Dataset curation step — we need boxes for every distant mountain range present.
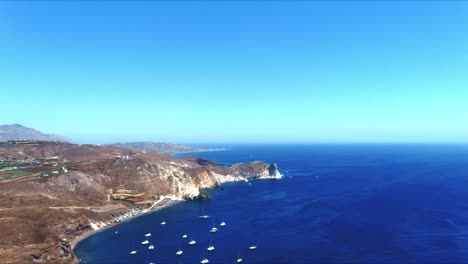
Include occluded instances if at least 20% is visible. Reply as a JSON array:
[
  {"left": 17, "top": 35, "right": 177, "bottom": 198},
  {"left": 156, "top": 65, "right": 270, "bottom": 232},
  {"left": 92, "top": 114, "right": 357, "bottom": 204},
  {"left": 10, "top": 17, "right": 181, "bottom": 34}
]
[
  {"left": 110, "top": 142, "right": 224, "bottom": 155},
  {"left": 0, "top": 124, "right": 72, "bottom": 142},
  {"left": 0, "top": 124, "right": 222, "bottom": 155}
]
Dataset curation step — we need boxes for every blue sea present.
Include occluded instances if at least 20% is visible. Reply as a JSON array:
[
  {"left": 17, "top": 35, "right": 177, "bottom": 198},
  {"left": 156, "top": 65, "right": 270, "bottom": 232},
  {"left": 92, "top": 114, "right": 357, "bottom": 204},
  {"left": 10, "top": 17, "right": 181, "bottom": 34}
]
[{"left": 75, "top": 144, "right": 468, "bottom": 263}]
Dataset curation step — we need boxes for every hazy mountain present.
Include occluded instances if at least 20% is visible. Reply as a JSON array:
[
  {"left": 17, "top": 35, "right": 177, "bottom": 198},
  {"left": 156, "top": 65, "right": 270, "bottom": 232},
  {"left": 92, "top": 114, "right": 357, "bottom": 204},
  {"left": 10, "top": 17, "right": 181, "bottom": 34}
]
[
  {"left": 0, "top": 124, "right": 72, "bottom": 142},
  {"left": 111, "top": 142, "right": 223, "bottom": 155}
]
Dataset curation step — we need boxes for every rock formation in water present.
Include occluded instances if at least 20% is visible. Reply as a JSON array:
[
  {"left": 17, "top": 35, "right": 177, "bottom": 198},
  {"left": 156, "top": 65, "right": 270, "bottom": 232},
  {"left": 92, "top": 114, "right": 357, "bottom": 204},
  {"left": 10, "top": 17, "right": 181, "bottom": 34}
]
[
  {"left": 267, "top": 163, "right": 283, "bottom": 179},
  {"left": 0, "top": 141, "right": 281, "bottom": 263}
]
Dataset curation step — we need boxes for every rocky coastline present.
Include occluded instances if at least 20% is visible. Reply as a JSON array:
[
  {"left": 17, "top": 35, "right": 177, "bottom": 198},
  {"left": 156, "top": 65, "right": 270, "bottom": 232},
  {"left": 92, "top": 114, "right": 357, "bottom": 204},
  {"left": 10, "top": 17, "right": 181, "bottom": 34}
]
[{"left": 0, "top": 141, "right": 282, "bottom": 263}]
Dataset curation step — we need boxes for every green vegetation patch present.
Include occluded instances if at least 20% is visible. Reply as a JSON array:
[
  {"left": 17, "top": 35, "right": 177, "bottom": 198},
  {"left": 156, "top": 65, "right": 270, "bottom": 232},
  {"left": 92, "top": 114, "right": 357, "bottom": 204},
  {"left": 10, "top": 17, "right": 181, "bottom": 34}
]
[
  {"left": 0, "top": 162, "right": 29, "bottom": 170},
  {"left": 0, "top": 170, "right": 29, "bottom": 181}
]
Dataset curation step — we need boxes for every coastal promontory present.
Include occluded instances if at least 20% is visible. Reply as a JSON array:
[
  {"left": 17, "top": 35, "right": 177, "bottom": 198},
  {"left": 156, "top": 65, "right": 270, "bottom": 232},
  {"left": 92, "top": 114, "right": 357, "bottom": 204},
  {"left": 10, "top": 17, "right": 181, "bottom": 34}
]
[{"left": 0, "top": 140, "right": 280, "bottom": 263}]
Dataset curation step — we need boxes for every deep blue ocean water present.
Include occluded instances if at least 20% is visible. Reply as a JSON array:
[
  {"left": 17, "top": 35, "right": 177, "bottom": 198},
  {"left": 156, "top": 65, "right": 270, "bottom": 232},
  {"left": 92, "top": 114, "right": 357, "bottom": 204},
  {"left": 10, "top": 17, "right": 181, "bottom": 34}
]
[{"left": 75, "top": 144, "right": 468, "bottom": 263}]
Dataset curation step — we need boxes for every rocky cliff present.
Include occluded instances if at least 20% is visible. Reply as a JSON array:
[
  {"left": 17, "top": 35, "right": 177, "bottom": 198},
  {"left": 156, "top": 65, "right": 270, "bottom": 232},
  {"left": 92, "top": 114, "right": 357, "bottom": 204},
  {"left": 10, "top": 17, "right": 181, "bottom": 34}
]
[{"left": 0, "top": 141, "right": 281, "bottom": 263}]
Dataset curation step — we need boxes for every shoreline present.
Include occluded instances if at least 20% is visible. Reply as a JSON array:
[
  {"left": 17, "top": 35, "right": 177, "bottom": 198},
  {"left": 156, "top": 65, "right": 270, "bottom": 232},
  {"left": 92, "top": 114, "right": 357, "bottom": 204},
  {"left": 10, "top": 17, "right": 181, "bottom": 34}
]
[
  {"left": 71, "top": 199, "right": 183, "bottom": 253},
  {"left": 71, "top": 175, "right": 282, "bottom": 262}
]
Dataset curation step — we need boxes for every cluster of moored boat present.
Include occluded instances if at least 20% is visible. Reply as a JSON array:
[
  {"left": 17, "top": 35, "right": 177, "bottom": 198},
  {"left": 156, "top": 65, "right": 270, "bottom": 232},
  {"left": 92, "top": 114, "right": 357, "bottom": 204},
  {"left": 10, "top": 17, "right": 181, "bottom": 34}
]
[{"left": 127, "top": 213, "right": 256, "bottom": 263}]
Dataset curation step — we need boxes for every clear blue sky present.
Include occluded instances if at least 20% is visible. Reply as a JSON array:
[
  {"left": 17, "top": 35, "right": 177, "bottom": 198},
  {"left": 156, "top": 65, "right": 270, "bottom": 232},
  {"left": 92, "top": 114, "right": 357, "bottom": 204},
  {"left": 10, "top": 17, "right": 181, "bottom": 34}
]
[{"left": 1, "top": 1, "right": 467, "bottom": 144}]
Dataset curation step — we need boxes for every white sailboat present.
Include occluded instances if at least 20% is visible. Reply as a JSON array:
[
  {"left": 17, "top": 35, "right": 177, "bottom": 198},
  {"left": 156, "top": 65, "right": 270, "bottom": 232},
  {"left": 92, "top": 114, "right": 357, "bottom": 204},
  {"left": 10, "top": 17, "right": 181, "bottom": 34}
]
[
  {"left": 210, "top": 220, "right": 218, "bottom": 233},
  {"left": 176, "top": 249, "right": 183, "bottom": 256},
  {"left": 200, "top": 258, "right": 209, "bottom": 264},
  {"left": 182, "top": 234, "right": 188, "bottom": 238},
  {"left": 160, "top": 221, "right": 166, "bottom": 225},
  {"left": 145, "top": 233, "right": 151, "bottom": 237},
  {"left": 199, "top": 203, "right": 210, "bottom": 219},
  {"left": 220, "top": 221, "right": 226, "bottom": 227},
  {"left": 249, "top": 245, "right": 257, "bottom": 250},
  {"left": 130, "top": 250, "right": 137, "bottom": 255},
  {"left": 189, "top": 239, "right": 197, "bottom": 245},
  {"left": 207, "top": 241, "right": 215, "bottom": 251},
  {"left": 141, "top": 240, "right": 149, "bottom": 245},
  {"left": 148, "top": 245, "right": 154, "bottom": 250},
  {"left": 236, "top": 251, "right": 243, "bottom": 262}
]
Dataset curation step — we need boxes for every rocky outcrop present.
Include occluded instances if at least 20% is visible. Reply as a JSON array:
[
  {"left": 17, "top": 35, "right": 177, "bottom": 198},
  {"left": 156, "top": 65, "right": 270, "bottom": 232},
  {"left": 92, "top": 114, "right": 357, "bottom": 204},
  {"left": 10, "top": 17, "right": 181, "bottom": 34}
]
[
  {"left": 197, "top": 187, "right": 211, "bottom": 200},
  {"left": 267, "top": 163, "right": 283, "bottom": 179},
  {"left": 0, "top": 142, "right": 280, "bottom": 263}
]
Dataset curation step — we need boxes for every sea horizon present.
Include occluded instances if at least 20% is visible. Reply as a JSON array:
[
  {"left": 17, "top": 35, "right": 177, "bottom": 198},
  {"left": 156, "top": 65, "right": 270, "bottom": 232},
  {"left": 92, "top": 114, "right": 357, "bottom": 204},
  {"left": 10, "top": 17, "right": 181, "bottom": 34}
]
[{"left": 76, "top": 144, "right": 468, "bottom": 263}]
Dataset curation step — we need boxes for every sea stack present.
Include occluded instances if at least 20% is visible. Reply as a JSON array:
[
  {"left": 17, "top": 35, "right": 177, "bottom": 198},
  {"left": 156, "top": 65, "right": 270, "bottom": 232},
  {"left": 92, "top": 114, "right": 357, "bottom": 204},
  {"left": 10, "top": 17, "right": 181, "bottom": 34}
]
[{"left": 268, "top": 163, "right": 283, "bottom": 179}]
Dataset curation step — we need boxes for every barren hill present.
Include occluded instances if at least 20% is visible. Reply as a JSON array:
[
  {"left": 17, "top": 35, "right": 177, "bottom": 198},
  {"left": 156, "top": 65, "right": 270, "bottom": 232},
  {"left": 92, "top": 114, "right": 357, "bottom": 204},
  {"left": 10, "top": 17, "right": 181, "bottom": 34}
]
[{"left": 0, "top": 124, "right": 71, "bottom": 142}]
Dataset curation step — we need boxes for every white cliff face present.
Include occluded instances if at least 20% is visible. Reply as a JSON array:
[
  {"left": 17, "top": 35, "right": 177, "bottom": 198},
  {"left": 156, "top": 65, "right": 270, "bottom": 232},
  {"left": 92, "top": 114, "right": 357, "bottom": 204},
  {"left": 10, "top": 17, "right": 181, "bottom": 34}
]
[
  {"left": 157, "top": 162, "right": 282, "bottom": 199},
  {"left": 153, "top": 161, "right": 213, "bottom": 199},
  {"left": 122, "top": 159, "right": 283, "bottom": 201},
  {"left": 153, "top": 163, "right": 197, "bottom": 198},
  {"left": 258, "top": 168, "right": 283, "bottom": 179},
  {"left": 212, "top": 172, "right": 247, "bottom": 184},
  {"left": 178, "top": 178, "right": 201, "bottom": 199},
  {"left": 259, "top": 163, "right": 283, "bottom": 179}
]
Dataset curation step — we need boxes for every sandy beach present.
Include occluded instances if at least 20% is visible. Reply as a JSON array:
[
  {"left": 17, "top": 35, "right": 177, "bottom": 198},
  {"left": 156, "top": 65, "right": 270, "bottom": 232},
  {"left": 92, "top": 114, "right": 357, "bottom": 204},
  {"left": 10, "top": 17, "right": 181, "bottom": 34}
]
[{"left": 71, "top": 199, "right": 183, "bottom": 252}]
